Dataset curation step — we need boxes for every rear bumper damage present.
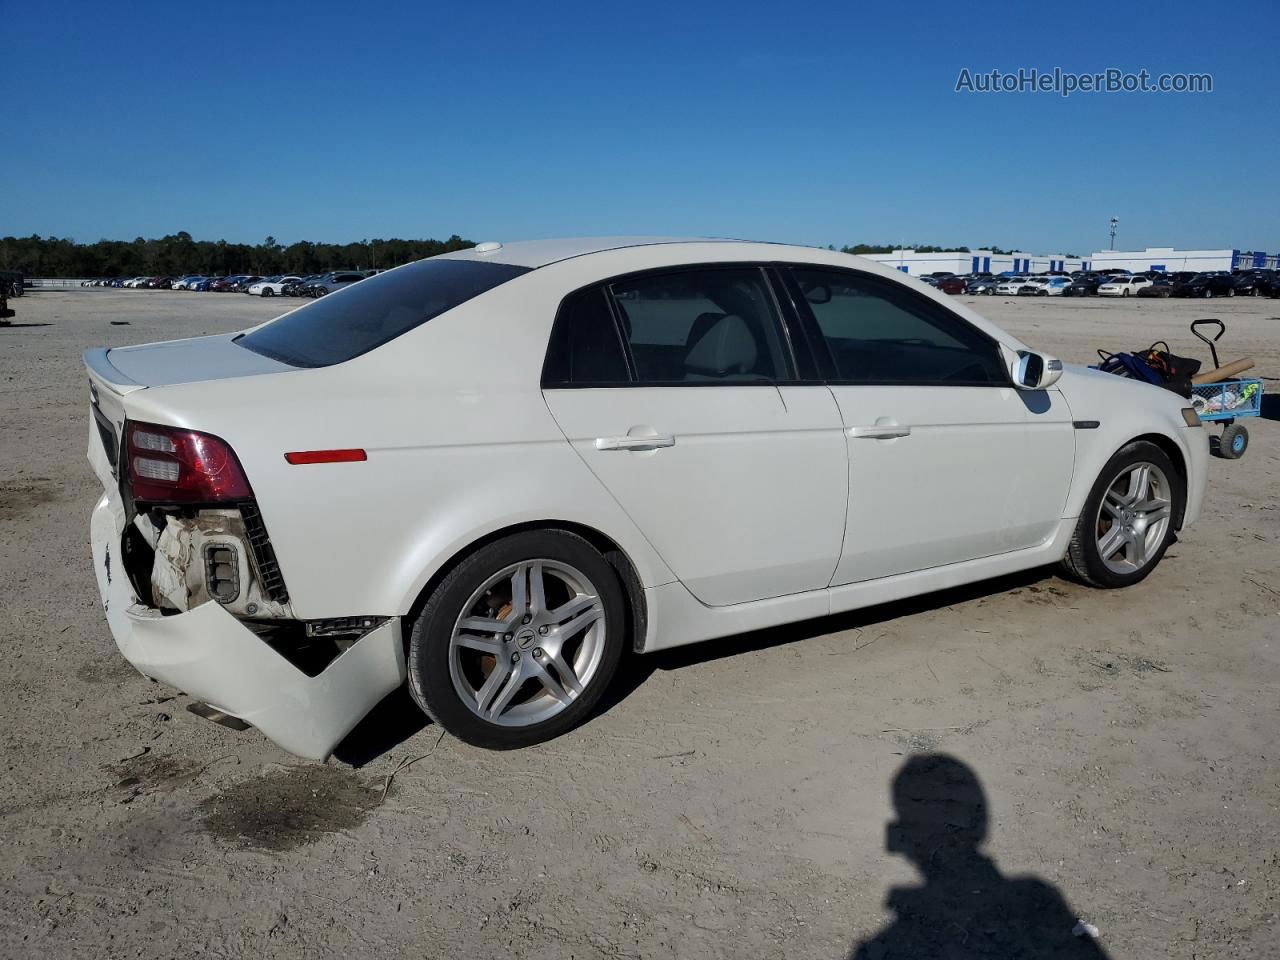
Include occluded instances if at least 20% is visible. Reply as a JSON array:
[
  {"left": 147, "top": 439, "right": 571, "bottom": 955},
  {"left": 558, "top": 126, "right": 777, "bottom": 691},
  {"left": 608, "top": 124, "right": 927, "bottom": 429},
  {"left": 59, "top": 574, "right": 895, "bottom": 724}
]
[{"left": 91, "top": 493, "right": 406, "bottom": 760}]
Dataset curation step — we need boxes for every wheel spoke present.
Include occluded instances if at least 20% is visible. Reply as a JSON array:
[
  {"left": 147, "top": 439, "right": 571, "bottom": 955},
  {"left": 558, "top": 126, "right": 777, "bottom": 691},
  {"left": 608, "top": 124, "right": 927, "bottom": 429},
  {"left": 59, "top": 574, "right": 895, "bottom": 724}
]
[
  {"left": 549, "top": 651, "right": 584, "bottom": 696},
  {"left": 1097, "top": 525, "right": 1126, "bottom": 560},
  {"left": 528, "top": 562, "right": 547, "bottom": 616},
  {"left": 530, "top": 658, "right": 572, "bottom": 704},
  {"left": 458, "top": 616, "right": 505, "bottom": 636},
  {"left": 1129, "top": 529, "right": 1150, "bottom": 566},
  {"left": 509, "top": 567, "right": 528, "bottom": 621},
  {"left": 454, "top": 632, "right": 505, "bottom": 655},
  {"left": 475, "top": 660, "right": 516, "bottom": 715},
  {"left": 551, "top": 593, "right": 601, "bottom": 627},
  {"left": 1134, "top": 500, "right": 1170, "bottom": 523},
  {"left": 1101, "top": 497, "right": 1123, "bottom": 520},
  {"left": 1105, "top": 485, "right": 1129, "bottom": 509},
  {"left": 1127, "top": 465, "right": 1151, "bottom": 502},
  {"left": 484, "top": 661, "right": 527, "bottom": 719}
]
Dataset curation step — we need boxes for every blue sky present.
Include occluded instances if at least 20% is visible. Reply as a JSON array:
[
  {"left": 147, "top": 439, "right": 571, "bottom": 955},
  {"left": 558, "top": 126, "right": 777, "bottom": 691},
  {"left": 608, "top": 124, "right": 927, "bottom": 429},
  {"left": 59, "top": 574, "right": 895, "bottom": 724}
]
[{"left": 6, "top": 0, "right": 1277, "bottom": 255}]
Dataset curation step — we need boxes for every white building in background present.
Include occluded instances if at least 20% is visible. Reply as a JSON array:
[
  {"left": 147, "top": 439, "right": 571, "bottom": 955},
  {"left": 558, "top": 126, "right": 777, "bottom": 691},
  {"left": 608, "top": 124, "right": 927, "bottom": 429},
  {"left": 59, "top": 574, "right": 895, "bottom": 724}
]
[
  {"left": 861, "top": 246, "right": 1278, "bottom": 276},
  {"left": 1086, "top": 247, "right": 1278, "bottom": 272},
  {"left": 862, "top": 249, "right": 1085, "bottom": 275}
]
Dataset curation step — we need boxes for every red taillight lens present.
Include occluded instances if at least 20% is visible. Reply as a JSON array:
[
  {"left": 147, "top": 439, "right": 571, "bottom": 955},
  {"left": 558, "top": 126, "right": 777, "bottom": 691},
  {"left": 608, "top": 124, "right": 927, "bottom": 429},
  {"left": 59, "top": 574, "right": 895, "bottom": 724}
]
[{"left": 125, "top": 421, "right": 252, "bottom": 502}]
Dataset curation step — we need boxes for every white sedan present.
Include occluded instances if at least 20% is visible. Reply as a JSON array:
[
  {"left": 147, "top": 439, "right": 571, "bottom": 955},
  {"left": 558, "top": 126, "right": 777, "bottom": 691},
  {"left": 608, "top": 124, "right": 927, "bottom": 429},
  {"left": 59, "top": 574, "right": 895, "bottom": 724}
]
[
  {"left": 247, "top": 275, "right": 303, "bottom": 297},
  {"left": 995, "top": 276, "right": 1034, "bottom": 295},
  {"left": 84, "top": 238, "right": 1208, "bottom": 758},
  {"left": 1098, "top": 276, "right": 1153, "bottom": 297}
]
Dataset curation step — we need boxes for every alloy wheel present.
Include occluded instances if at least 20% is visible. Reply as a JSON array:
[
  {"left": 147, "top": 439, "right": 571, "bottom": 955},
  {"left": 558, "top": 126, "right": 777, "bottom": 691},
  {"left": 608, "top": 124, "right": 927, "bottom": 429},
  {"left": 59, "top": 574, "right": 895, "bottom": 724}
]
[
  {"left": 1095, "top": 462, "right": 1172, "bottom": 575},
  {"left": 448, "top": 560, "right": 606, "bottom": 727}
]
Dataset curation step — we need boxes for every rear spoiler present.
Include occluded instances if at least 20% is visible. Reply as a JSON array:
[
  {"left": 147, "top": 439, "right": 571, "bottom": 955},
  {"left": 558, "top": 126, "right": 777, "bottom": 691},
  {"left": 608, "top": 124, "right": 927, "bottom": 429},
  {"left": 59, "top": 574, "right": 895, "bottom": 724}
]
[{"left": 83, "top": 348, "right": 147, "bottom": 396}]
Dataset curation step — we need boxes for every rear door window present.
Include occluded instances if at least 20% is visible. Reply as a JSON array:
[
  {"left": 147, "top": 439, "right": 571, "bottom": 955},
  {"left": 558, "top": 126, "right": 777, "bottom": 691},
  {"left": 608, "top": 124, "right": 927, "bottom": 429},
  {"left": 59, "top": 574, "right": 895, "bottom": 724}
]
[
  {"left": 606, "top": 267, "right": 791, "bottom": 383},
  {"left": 238, "top": 259, "right": 530, "bottom": 367}
]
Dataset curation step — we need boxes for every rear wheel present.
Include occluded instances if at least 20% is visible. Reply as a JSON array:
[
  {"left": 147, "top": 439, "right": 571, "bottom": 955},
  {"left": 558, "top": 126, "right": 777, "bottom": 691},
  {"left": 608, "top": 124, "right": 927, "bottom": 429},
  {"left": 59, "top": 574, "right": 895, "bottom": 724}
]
[
  {"left": 262, "top": 287, "right": 274, "bottom": 297},
  {"left": 407, "top": 530, "right": 626, "bottom": 748},
  {"left": 1061, "top": 441, "right": 1182, "bottom": 588}
]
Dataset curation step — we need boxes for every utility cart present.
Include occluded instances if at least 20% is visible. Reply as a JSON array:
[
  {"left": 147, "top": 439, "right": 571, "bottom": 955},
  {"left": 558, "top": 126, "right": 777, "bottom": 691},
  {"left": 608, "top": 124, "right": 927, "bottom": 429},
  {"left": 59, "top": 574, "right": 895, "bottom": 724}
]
[{"left": 1189, "top": 319, "right": 1263, "bottom": 459}]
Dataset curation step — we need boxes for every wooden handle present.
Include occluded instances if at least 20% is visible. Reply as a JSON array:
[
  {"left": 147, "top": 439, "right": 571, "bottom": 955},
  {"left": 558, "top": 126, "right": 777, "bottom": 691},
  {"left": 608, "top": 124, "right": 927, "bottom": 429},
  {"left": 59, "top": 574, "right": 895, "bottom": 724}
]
[{"left": 1191, "top": 357, "right": 1255, "bottom": 385}]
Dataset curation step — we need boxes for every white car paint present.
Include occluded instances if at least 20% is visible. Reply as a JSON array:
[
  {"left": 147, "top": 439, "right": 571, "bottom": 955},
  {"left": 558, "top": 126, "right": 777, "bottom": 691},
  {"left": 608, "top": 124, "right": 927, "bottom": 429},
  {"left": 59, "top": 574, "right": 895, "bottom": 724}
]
[
  {"left": 1098, "top": 276, "right": 1153, "bottom": 297},
  {"left": 995, "top": 277, "right": 1034, "bottom": 295},
  {"left": 85, "top": 238, "right": 1209, "bottom": 758},
  {"left": 247, "top": 276, "right": 302, "bottom": 296}
]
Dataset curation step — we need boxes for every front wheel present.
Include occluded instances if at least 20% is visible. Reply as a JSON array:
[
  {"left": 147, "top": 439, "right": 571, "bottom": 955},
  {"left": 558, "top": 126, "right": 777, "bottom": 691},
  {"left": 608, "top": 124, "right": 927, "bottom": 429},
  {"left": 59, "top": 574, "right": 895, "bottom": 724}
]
[
  {"left": 407, "top": 530, "right": 626, "bottom": 748},
  {"left": 1061, "top": 441, "right": 1183, "bottom": 588},
  {"left": 262, "top": 287, "right": 274, "bottom": 297}
]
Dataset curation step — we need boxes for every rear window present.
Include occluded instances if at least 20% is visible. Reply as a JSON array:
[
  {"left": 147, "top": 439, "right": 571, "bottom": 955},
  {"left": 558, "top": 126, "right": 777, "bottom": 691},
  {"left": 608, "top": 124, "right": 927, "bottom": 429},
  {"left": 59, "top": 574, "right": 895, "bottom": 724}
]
[{"left": 237, "top": 259, "right": 531, "bottom": 367}]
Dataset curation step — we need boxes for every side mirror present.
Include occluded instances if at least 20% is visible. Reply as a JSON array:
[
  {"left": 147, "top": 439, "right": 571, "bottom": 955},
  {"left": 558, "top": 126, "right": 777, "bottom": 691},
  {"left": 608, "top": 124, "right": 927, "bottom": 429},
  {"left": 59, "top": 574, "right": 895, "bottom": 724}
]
[{"left": 1013, "top": 350, "right": 1063, "bottom": 390}]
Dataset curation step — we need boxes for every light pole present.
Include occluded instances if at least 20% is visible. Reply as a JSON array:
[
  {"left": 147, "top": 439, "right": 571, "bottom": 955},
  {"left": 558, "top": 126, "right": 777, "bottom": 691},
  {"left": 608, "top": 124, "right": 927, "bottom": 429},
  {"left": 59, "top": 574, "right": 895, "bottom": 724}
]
[{"left": 1109, "top": 216, "right": 1119, "bottom": 251}]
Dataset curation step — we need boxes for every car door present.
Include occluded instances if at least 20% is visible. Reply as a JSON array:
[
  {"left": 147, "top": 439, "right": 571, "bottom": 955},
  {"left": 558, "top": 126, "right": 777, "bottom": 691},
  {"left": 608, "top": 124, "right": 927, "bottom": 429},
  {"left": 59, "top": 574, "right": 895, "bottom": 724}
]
[
  {"left": 782, "top": 265, "right": 1074, "bottom": 586},
  {"left": 541, "top": 265, "right": 848, "bottom": 606}
]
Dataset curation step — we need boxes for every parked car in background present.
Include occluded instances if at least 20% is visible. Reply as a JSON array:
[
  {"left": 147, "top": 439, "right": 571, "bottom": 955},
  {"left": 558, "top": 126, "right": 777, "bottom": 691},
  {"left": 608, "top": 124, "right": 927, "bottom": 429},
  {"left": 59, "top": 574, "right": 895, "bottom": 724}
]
[
  {"left": 1034, "top": 276, "right": 1070, "bottom": 296},
  {"left": 209, "top": 276, "right": 241, "bottom": 292},
  {"left": 1233, "top": 270, "right": 1276, "bottom": 297},
  {"left": 173, "top": 276, "right": 205, "bottom": 290},
  {"left": 1064, "top": 275, "right": 1102, "bottom": 297},
  {"left": 1174, "top": 272, "right": 1235, "bottom": 298},
  {"left": 995, "top": 276, "right": 1034, "bottom": 295},
  {"left": 83, "top": 237, "right": 1209, "bottom": 758},
  {"left": 936, "top": 276, "right": 969, "bottom": 294},
  {"left": 1137, "top": 276, "right": 1175, "bottom": 298},
  {"left": 282, "top": 275, "right": 321, "bottom": 296},
  {"left": 1098, "top": 276, "right": 1153, "bottom": 297},
  {"left": 967, "top": 276, "right": 1002, "bottom": 295},
  {"left": 308, "top": 271, "right": 366, "bottom": 297},
  {"left": 247, "top": 275, "right": 304, "bottom": 297}
]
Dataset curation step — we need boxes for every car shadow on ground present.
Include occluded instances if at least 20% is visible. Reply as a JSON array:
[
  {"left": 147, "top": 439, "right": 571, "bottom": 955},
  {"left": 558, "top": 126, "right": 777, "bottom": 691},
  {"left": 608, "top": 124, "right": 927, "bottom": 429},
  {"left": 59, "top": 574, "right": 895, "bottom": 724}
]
[
  {"left": 334, "top": 565, "right": 1060, "bottom": 767},
  {"left": 846, "top": 753, "right": 1110, "bottom": 958},
  {"left": 596, "top": 565, "right": 1057, "bottom": 718}
]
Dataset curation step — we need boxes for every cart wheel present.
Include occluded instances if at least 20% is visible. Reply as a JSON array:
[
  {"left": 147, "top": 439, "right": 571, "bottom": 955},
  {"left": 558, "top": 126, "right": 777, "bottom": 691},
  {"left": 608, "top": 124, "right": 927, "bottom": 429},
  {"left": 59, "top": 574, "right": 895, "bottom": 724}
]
[{"left": 1219, "top": 424, "right": 1248, "bottom": 460}]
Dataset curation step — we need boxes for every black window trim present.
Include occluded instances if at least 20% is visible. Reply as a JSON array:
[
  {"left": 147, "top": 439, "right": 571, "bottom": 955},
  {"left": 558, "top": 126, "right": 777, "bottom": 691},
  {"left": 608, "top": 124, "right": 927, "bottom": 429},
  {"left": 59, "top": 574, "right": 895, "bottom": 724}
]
[
  {"left": 782, "top": 264, "right": 1015, "bottom": 389},
  {"left": 540, "top": 261, "right": 806, "bottom": 389}
]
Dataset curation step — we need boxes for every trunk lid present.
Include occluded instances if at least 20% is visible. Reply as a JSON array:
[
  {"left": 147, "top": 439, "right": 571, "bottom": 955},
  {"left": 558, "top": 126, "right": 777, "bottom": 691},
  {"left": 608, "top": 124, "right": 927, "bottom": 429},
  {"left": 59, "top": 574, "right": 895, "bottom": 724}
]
[{"left": 83, "top": 334, "right": 294, "bottom": 490}]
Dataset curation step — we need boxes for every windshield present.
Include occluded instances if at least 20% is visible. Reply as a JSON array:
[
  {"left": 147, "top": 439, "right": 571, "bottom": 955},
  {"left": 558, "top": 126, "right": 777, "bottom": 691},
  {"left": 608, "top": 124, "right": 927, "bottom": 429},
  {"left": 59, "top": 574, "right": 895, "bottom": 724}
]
[{"left": 238, "top": 258, "right": 531, "bottom": 367}]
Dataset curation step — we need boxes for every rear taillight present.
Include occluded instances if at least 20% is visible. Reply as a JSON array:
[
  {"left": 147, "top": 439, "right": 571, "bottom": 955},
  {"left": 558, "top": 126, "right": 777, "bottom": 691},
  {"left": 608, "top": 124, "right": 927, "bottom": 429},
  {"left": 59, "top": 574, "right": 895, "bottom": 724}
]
[{"left": 125, "top": 421, "right": 252, "bottom": 502}]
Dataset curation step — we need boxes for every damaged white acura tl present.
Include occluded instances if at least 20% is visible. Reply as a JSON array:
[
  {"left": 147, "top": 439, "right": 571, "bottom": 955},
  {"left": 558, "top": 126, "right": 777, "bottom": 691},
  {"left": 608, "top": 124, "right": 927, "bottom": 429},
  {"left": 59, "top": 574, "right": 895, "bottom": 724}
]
[{"left": 86, "top": 238, "right": 1209, "bottom": 759}]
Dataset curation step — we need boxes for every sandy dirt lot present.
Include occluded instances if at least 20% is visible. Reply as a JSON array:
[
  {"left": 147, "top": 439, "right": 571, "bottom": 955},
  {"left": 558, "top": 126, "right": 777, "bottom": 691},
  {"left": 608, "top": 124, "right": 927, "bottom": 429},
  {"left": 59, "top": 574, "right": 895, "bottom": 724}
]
[{"left": 1, "top": 287, "right": 1278, "bottom": 958}]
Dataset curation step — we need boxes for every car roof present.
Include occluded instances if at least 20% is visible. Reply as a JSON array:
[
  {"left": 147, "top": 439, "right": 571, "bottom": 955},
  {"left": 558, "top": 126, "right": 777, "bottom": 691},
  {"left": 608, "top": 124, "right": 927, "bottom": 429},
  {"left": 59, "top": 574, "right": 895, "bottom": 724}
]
[{"left": 436, "top": 236, "right": 730, "bottom": 269}]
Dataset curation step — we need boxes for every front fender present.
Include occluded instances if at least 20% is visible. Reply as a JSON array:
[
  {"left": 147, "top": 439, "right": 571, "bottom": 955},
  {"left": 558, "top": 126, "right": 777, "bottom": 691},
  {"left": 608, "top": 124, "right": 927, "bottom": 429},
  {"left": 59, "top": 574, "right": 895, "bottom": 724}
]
[{"left": 1055, "top": 365, "right": 1208, "bottom": 525}]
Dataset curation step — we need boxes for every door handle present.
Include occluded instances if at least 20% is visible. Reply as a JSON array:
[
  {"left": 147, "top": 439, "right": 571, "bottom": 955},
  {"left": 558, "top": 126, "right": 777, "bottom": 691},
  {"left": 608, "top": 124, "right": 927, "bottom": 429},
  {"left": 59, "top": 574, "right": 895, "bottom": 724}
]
[
  {"left": 595, "top": 434, "right": 676, "bottom": 451},
  {"left": 847, "top": 424, "right": 911, "bottom": 439}
]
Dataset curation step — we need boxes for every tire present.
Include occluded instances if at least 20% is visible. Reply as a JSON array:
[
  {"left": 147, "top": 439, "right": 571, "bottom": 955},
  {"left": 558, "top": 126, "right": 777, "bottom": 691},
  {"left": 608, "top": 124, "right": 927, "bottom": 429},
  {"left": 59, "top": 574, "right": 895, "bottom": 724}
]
[
  {"left": 262, "top": 287, "right": 274, "bottom": 297},
  {"left": 1219, "top": 424, "right": 1248, "bottom": 459},
  {"left": 407, "top": 530, "right": 626, "bottom": 749},
  {"left": 1227, "top": 287, "right": 1235, "bottom": 297},
  {"left": 1204, "top": 289, "right": 1213, "bottom": 298},
  {"left": 1061, "top": 440, "right": 1183, "bottom": 588}
]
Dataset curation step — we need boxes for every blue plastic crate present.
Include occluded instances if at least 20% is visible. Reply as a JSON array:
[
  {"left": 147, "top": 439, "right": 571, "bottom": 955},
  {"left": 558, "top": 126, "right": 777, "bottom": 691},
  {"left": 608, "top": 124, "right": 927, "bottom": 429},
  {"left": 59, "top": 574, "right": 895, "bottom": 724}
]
[{"left": 1190, "top": 378, "right": 1263, "bottom": 422}]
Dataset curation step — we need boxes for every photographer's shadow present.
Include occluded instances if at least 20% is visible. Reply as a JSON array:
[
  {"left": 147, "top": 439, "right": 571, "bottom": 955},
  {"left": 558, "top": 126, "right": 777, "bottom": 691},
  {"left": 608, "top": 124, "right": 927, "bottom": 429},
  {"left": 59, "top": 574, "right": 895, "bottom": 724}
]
[{"left": 851, "top": 754, "right": 1110, "bottom": 959}]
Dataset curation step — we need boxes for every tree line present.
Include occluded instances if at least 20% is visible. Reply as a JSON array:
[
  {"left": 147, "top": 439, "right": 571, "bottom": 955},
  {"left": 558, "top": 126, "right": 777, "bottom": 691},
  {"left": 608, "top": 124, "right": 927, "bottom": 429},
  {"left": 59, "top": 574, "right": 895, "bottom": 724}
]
[
  {"left": 0, "top": 232, "right": 475, "bottom": 278},
  {"left": 0, "top": 233, "right": 1082, "bottom": 278}
]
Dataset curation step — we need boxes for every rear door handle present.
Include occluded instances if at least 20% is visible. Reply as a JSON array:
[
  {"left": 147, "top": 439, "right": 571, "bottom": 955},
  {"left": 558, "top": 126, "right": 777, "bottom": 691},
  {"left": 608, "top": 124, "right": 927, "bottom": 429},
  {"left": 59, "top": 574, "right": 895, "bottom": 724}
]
[
  {"left": 847, "top": 425, "right": 911, "bottom": 439},
  {"left": 595, "top": 434, "right": 676, "bottom": 451}
]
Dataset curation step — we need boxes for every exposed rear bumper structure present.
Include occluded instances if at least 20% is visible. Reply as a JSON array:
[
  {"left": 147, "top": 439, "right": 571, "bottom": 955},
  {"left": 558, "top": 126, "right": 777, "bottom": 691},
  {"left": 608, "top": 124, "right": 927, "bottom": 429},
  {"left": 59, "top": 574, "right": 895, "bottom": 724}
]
[{"left": 91, "top": 494, "right": 406, "bottom": 760}]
